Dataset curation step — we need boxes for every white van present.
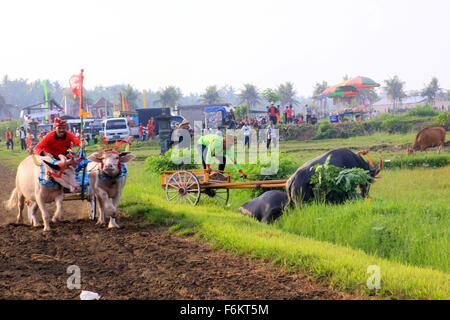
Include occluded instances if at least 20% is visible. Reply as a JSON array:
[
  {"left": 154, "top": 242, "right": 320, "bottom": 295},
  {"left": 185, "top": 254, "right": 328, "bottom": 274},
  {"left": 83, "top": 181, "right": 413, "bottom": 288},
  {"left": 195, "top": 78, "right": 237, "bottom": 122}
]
[{"left": 100, "top": 117, "right": 130, "bottom": 142}]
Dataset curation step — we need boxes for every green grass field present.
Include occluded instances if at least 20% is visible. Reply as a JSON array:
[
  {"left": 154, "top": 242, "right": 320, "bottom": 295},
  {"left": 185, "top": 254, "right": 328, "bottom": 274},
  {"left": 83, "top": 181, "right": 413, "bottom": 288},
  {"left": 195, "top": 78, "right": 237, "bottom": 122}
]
[
  {"left": 1, "top": 129, "right": 449, "bottom": 299},
  {"left": 121, "top": 162, "right": 449, "bottom": 299},
  {"left": 276, "top": 168, "right": 450, "bottom": 273}
]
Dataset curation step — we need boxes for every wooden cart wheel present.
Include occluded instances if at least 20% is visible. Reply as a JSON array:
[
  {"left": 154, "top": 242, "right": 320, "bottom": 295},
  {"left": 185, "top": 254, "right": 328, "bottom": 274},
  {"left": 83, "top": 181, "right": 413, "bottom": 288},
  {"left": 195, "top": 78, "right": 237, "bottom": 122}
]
[
  {"left": 203, "top": 188, "right": 230, "bottom": 207},
  {"left": 165, "top": 171, "right": 201, "bottom": 205}
]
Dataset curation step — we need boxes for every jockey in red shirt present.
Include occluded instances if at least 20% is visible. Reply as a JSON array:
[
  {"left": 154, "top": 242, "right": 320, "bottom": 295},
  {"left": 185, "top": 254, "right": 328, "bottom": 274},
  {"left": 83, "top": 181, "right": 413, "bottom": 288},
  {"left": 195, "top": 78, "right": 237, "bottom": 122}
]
[{"left": 34, "top": 118, "right": 85, "bottom": 158}]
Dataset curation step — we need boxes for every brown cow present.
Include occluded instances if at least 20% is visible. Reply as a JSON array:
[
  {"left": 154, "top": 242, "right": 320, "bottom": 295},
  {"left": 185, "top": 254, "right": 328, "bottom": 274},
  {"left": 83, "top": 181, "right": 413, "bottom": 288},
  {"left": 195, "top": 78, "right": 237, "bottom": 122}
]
[{"left": 407, "top": 127, "right": 446, "bottom": 154}]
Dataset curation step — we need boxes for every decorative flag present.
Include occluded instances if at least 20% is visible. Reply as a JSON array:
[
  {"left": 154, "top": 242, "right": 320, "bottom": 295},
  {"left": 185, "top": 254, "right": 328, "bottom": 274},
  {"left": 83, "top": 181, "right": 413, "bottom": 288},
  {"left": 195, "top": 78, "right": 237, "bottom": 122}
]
[
  {"left": 121, "top": 93, "right": 125, "bottom": 112},
  {"left": 142, "top": 90, "right": 147, "bottom": 109},
  {"left": 69, "top": 75, "right": 82, "bottom": 97},
  {"left": 69, "top": 69, "right": 84, "bottom": 117},
  {"left": 124, "top": 96, "right": 129, "bottom": 112},
  {"left": 41, "top": 80, "right": 50, "bottom": 123}
]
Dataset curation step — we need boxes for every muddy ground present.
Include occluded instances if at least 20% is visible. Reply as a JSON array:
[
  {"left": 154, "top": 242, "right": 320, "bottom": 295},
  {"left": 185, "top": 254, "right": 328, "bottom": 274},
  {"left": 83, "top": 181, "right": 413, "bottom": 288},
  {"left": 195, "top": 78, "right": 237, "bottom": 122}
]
[{"left": 0, "top": 165, "right": 352, "bottom": 300}]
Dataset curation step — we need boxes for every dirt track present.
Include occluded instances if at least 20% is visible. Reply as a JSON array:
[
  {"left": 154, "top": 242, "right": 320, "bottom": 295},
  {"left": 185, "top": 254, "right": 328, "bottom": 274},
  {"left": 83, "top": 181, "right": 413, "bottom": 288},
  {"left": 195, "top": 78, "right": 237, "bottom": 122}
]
[{"left": 0, "top": 165, "right": 352, "bottom": 300}]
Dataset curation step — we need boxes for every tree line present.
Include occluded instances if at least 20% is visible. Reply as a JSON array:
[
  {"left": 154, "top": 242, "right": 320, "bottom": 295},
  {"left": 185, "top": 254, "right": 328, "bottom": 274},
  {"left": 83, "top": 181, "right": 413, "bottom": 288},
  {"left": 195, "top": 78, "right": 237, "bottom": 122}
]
[
  {"left": 0, "top": 77, "right": 301, "bottom": 118},
  {"left": 0, "top": 74, "right": 449, "bottom": 119}
]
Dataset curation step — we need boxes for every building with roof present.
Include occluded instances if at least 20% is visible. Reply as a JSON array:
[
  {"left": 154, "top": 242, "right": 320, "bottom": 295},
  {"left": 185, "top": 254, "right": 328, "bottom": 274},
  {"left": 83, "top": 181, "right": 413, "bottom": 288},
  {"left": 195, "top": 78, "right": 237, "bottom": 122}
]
[
  {"left": 372, "top": 96, "right": 427, "bottom": 113},
  {"left": 91, "top": 97, "right": 110, "bottom": 118}
]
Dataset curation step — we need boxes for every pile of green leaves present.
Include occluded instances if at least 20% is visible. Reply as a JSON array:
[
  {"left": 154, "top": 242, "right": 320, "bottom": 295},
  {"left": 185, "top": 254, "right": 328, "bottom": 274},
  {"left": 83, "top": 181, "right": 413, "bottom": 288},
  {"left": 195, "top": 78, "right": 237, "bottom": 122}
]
[
  {"left": 145, "top": 148, "right": 197, "bottom": 173},
  {"left": 310, "top": 155, "right": 371, "bottom": 204}
]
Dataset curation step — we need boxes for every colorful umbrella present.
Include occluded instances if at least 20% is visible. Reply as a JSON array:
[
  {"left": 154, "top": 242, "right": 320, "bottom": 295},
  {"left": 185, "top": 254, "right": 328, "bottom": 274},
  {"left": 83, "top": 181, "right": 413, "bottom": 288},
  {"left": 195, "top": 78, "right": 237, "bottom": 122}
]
[
  {"left": 328, "top": 87, "right": 358, "bottom": 98},
  {"left": 320, "top": 85, "right": 358, "bottom": 98},
  {"left": 319, "top": 84, "right": 338, "bottom": 97},
  {"left": 339, "top": 76, "right": 380, "bottom": 89}
]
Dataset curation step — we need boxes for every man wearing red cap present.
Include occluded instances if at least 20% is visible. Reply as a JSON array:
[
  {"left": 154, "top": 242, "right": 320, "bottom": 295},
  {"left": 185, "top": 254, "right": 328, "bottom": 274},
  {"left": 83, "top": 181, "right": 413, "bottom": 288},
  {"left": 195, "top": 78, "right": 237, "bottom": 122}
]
[{"left": 34, "top": 118, "right": 85, "bottom": 158}]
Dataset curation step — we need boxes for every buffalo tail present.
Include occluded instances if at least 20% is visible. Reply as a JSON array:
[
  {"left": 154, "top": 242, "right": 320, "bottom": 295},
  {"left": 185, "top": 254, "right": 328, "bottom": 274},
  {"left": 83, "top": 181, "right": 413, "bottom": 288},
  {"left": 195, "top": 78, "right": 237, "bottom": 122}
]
[{"left": 4, "top": 188, "right": 17, "bottom": 210}]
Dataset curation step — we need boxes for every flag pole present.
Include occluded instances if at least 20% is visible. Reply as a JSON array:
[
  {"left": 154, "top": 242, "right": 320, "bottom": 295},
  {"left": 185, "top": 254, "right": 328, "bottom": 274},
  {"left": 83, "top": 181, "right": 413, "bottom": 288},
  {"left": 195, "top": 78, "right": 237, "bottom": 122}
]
[
  {"left": 79, "top": 69, "right": 85, "bottom": 158},
  {"left": 79, "top": 69, "right": 84, "bottom": 136},
  {"left": 78, "top": 69, "right": 87, "bottom": 200}
]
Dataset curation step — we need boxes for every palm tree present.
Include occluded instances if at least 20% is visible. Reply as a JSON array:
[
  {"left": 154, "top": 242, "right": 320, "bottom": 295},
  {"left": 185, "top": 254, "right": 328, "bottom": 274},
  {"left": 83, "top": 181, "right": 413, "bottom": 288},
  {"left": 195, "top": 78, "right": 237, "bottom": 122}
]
[
  {"left": 421, "top": 77, "right": 441, "bottom": 106},
  {"left": 312, "top": 81, "right": 328, "bottom": 116},
  {"left": 277, "top": 82, "right": 299, "bottom": 106},
  {"left": 238, "top": 84, "right": 261, "bottom": 109},
  {"left": 312, "top": 81, "right": 328, "bottom": 98},
  {"left": 218, "top": 85, "right": 238, "bottom": 104},
  {"left": 156, "top": 86, "right": 182, "bottom": 108},
  {"left": 261, "top": 88, "right": 280, "bottom": 104},
  {"left": 383, "top": 76, "right": 406, "bottom": 112},
  {"left": 201, "top": 85, "right": 221, "bottom": 104}
]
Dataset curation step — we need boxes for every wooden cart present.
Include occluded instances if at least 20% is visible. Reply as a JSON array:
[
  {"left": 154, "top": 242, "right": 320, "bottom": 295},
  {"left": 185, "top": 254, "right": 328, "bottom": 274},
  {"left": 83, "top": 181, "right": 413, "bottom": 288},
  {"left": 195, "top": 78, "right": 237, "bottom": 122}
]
[
  {"left": 62, "top": 162, "right": 98, "bottom": 220},
  {"left": 161, "top": 169, "right": 287, "bottom": 206}
]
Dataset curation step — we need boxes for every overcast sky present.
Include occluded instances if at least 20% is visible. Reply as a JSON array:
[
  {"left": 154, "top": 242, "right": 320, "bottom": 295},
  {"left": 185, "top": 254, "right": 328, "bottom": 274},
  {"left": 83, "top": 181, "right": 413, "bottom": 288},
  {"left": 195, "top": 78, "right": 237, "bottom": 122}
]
[{"left": 1, "top": 0, "right": 449, "bottom": 96}]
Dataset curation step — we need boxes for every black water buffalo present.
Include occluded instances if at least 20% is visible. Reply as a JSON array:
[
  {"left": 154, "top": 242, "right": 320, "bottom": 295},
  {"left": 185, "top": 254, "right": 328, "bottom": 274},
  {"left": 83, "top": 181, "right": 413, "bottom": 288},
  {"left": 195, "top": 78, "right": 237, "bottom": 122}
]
[
  {"left": 239, "top": 190, "right": 288, "bottom": 224},
  {"left": 286, "top": 148, "right": 382, "bottom": 206}
]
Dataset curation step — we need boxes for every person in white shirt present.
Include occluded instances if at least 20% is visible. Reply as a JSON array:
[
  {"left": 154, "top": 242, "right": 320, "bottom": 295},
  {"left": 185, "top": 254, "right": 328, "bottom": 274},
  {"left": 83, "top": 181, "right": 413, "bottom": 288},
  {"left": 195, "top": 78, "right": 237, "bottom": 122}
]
[
  {"left": 19, "top": 127, "right": 27, "bottom": 150},
  {"left": 241, "top": 122, "right": 251, "bottom": 148}
]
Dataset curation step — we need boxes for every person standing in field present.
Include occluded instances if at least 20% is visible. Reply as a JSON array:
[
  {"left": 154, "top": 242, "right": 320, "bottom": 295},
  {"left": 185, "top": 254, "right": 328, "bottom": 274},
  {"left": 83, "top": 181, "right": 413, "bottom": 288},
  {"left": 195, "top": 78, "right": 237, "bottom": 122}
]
[
  {"left": 285, "top": 105, "right": 292, "bottom": 124},
  {"left": 19, "top": 127, "right": 27, "bottom": 150},
  {"left": 268, "top": 103, "right": 277, "bottom": 125},
  {"left": 5, "top": 127, "right": 14, "bottom": 150},
  {"left": 283, "top": 106, "right": 288, "bottom": 124},
  {"left": 147, "top": 118, "right": 154, "bottom": 140},
  {"left": 241, "top": 122, "right": 251, "bottom": 148},
  {"left": 276, "top": 106, "right": 281, "bottom": 125},
  {"left": 138, "top": 124, "right": 144, "bottom": 141},
  {"left": 26, "top": 128, "right": 33, "bottom": 150},
  {"left": 266, "top": 122, "right": 274, "bottom": 150},
  {"left": 305, "top": 105, "right": 312, "bottom": 124},
  {"left": 289, "top": 105, "right": 295, "bottom": 123}
]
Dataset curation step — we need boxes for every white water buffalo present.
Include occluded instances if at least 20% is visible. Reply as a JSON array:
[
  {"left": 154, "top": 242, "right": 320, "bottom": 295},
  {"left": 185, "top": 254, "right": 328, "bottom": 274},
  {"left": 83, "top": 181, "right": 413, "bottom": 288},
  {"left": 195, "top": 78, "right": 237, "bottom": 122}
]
[
  {"left": 5, "top": 154, "right": 80, "bottom": 231},
  {"left": 87, "top": 150, "right": 135, "bottom": 228}
]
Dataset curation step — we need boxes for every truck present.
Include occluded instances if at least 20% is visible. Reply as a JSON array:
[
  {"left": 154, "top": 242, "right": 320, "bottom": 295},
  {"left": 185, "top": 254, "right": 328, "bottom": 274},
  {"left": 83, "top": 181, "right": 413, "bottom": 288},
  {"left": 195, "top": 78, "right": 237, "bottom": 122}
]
[{"left": 204, "top": 105, "right": 236, "bottom": 129}]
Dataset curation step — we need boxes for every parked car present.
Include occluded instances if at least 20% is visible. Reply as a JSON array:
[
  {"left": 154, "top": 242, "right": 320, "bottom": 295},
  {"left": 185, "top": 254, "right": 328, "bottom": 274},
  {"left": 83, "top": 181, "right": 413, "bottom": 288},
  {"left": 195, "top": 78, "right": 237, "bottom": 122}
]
[{"left": 99, "top": 117, "right": 130, "bottom": 142}]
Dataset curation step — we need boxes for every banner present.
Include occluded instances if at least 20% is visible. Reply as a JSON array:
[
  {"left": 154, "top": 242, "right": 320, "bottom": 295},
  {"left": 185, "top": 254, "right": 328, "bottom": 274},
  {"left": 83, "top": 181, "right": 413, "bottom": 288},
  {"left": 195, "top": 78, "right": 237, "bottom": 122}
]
[
  {"left": 69, "top": 69, "right": 84, "bottom": 117},
  {"left": 41, "top": 80, "right": 49, "bottom": 123},
  {"left": 142, "top": 90, "right": 147, "bottom": 109},
  {"left": 69, "top": 76, "right": 81, "bottom": 97}
]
